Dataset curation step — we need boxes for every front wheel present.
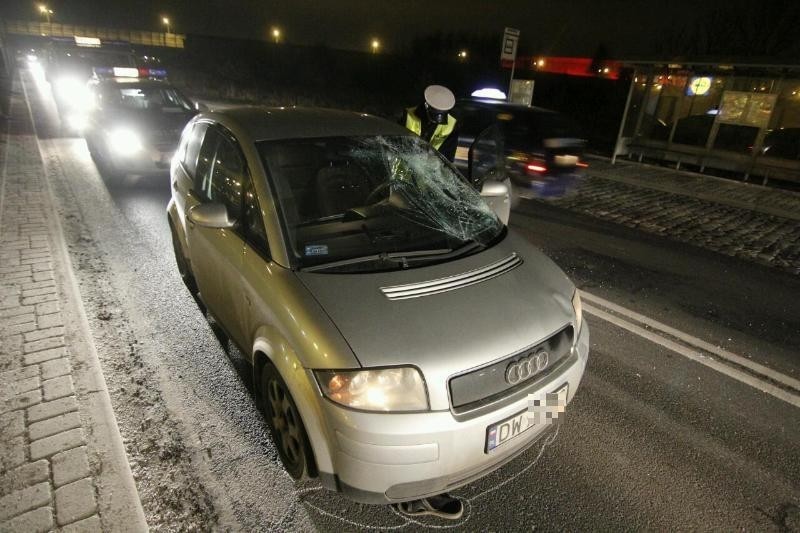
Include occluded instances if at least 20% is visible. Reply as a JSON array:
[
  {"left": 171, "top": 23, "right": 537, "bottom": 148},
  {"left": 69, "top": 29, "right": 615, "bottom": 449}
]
[{"left": 259, "top": 363, "right": 316, "bottom": 479}]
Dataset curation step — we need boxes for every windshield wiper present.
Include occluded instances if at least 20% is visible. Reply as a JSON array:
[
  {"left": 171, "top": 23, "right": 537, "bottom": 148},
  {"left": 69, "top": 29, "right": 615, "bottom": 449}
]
[{"left": 300, "top": 242, "right": 485, "bottom": 272}]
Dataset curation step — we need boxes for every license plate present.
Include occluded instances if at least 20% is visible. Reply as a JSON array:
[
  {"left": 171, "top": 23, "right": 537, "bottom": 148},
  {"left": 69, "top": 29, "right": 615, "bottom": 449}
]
[{"left": 485, "top": 385, "right": 568, "bottom": 452}]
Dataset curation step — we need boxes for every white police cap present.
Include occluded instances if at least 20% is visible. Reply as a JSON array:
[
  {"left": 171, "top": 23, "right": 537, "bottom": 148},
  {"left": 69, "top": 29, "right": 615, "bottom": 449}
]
[{"left": 424, "top": 85, "right": 455, "bottom": 112}]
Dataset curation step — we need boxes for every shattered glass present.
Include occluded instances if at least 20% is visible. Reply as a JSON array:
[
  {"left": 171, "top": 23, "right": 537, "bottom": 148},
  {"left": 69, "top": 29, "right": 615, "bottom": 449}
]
[{"left": 258, "top": 135, "right": 505, "bottom": 271}]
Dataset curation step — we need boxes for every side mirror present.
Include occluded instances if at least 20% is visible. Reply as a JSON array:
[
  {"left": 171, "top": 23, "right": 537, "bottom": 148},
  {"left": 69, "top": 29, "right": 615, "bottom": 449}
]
[
  {"left": 480, "top": 179, "right": 511, "bottom": 225},
  {"left": 187, "top": 203, "right": 236, "bottom": 229}
]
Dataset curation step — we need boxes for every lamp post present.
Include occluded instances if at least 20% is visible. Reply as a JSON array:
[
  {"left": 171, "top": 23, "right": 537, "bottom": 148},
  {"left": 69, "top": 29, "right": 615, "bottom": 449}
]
[
  {"left": 272, "top": 27, "right": 281, "bottom": 44},
  {"left": 371, "top": 39, "right": 380, "bottom": 54},
  {"left": 162, "top": 17, "right": 171, "bottom": 34}
]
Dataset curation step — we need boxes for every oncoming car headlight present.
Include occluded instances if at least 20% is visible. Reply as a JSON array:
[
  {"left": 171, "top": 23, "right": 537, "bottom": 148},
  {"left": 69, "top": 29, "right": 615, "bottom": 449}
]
[
  {"left": 315, "top": 367, "right": 428, "bottom": 412},
  {"left": 572, "top": 289, "right": 583, "bottom": 333},
  {"left": 108, "top": 128, "right": 143, "bottom": 156}
]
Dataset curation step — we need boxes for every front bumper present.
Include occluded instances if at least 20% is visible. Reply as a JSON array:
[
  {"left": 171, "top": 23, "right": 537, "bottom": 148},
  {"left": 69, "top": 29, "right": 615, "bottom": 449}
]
[{"left": 316, "top": 319, "right": 590, "bottom": 504}]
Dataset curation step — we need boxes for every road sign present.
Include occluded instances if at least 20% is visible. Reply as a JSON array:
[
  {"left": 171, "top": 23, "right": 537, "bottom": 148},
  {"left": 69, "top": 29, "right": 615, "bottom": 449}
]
[{"left": 501, "top": 27, "right": 520, "bottom": 62}]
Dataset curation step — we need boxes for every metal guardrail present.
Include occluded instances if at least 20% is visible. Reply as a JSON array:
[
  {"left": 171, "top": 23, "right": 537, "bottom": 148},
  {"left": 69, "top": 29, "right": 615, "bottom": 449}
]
[
  {"left": 4, "top": 20, "right": 185, "bottom": 48},
  {"left": 626, "top": 138, "right": 800, "bottom": 185}
]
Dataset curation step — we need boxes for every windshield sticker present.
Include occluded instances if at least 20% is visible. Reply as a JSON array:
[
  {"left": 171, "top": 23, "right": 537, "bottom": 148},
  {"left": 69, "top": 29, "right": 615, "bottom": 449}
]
[{"left": 305, "top": 244, "right": 329, "bottom": 256}]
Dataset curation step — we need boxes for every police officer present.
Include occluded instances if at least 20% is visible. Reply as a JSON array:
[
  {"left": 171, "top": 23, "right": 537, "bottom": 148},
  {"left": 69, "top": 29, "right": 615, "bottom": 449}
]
[{"left": 402, "top": 85, "right": 459, "bottom": 162}]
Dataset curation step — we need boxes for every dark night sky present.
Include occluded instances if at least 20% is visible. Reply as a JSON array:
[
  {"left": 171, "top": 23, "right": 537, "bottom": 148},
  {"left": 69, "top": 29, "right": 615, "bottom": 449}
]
[{"left": 1, "top": 0, "right": 793, "bottom": 59}]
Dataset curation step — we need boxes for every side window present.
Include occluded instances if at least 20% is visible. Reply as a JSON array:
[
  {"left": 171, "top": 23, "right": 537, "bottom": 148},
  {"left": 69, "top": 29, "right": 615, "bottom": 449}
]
[
  {"left": 208, "top": 136, "right": 246, "bottom": 221},
  {"left": 194, "top": 127, "right": 222, "bottom": 195},
  {"left": 183, "top": 122, "right": 209, "bottom": 178},
  {"left": 243, "top": 185, "right": 270, "bottom": 257}
]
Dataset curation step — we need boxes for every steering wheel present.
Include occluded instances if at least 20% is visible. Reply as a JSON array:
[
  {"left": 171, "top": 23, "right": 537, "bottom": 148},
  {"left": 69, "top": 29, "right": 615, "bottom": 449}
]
[{"left": 365, "top": 182, "right": 392, "bottom": 205}]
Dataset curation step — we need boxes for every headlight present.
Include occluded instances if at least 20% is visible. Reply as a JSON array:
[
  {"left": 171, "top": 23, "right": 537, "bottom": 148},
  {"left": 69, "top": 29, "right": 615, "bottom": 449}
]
[
  {"left": 572, "top": 289, "right": 583, "bottom": 334},
  {"left": 314, "top": 367, "right": 428, "bottom": 412},
  {"left": 66, "top": 112, "right": 88, "bottom": 132},
  {"left": 108, "top": 128, "right": 143, "bottom": 156}
]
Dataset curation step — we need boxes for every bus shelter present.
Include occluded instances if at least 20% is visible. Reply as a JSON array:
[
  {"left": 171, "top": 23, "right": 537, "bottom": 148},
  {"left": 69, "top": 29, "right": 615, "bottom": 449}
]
[{"left": 612, "top": 60, "right": 800, "bottom": 185}]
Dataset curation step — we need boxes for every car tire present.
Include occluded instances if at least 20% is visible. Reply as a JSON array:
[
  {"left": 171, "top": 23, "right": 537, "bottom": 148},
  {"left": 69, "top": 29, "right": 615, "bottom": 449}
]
[
  {"left": 259, "top": 362, "right": 316, "bottom": 480},
  {"left": 168, "top": 221, "right": 197, "bottom": 295}
]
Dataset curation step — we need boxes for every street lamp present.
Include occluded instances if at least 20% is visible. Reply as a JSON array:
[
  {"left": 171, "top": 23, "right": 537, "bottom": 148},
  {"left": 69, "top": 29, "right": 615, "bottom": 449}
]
[
  {"left": 458, "top": 50, "right": 468, "bottom": 60},
  {"left": 371, "top": 39, "right": 380, "bottom": 54},
  {"left": 272, "top": 27, "right": 281, "bottom": 44},
  {"left": 38, "top": 5, "right": 53, "bottom": 24},
  {"left": 162, "top": 16, "right": 171, "bottom": 34}
]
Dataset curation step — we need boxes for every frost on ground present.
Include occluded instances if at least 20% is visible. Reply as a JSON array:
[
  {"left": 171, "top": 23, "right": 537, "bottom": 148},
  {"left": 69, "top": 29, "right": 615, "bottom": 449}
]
[{"left": 46, "top": 155, "right": 220, "bottom": 531}]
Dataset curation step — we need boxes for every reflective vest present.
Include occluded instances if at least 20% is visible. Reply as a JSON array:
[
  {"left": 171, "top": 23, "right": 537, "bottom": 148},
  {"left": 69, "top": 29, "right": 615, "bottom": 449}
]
[{"left": 405, "top": 107, "right": 456, "bottom": 150}]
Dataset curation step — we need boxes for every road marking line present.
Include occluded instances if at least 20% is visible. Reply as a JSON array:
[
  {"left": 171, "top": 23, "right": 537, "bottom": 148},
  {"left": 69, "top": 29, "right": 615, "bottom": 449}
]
[
  {"left": 582, "top": 303, "right": 800, "bottom": 408},
  {"left": 581, "top": 290, "right": 800, "bottom": 392}
]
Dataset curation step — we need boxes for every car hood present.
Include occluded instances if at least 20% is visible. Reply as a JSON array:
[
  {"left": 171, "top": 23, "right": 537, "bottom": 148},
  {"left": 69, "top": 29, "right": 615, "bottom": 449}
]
[
  {"left": 106, "top": 109, "right": 193, "bottom": 141},
  {"left": 296, "top": 230, "right": 576, "bottom": 410}
]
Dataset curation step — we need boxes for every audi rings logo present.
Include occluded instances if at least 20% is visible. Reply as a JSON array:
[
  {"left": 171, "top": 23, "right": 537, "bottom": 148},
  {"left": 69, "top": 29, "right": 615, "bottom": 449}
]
[{"left": 505, "top": 350, "right": 549, "bottom": 385}]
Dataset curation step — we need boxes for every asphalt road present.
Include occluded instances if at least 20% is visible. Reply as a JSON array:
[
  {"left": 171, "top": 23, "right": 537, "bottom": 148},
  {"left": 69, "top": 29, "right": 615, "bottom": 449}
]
[{"left": 19, "top": 66, "right": 800, "bottom": 531}]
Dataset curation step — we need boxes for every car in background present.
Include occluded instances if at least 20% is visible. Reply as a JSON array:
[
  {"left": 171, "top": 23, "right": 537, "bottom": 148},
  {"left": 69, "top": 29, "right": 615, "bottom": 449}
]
[
  {"left": 41, "top": 37, "right": 137, "bottom": 133},
  {"left": 761, "top": 128, "right": 800, "bottom": 160},
  {"left": 167, "top": 106, "right": 589, "bottom": 505},
  {"left": 84, "top": 67, "right": 197, "bottom": 182},
  {"left": 451, "top": 98, "right": 587, "bottom": 198}
]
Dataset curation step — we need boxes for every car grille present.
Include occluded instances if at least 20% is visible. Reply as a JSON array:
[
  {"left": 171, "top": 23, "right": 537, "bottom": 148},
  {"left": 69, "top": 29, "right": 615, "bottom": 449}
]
[
  {"left": 380, "top": 253, "right": 522, "bottom": 300},
  {"left": 448, "top": 325, "right": 573, "bottom": 414},
  {"left": 152, "top": 129, "right": 180, "bottom": 151}
]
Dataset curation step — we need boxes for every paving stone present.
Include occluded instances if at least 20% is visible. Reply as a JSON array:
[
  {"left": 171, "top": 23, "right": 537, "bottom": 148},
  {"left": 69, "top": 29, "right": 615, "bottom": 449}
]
[
  {"left": 3, "top": 375, "right": 40, "bottom": 399},
  {"left": 30, "top": 262, "right": 52, "bottom": 273},
  {"left": 23, "top": 336, "right": 64, "bottom": 355},
  {"left": 0, "top": 265, "right": 30, "bottom": 275},
  {"left": 0, "top": 505, "right": 54, "bottom": 533},
  {"left": 35, "top": 301, "right": 59, "bottom": 315},
  {"left": 1, "top": 388, "right": 42, "bottom": 414},
  {"left": 27, "top": 395, "right": 78, "bottom": 423},
  {"left": 52, "top": 446, "right": 91, "bottom": 488},
  {"left": 0, "top": 460, "right": 50, "bottom": 497},
  {"left": 32, "top": 271, "right": 53, "bottom": 282},
  {"left": 2, "top": 321, "right": 36, "bottom": 336},
  {"left": 55, "top": 478, "right": 97, "bottom": 526},
  {"left": 24, "top": 346, "right": 67, "bottom": 365},
  {"left": 0, "top": 482, "right": 50, "bottom": 521},
  {"left": 59, "top": 514, "right": 101, "bottom": 533},
  {"left": 0, "top": 305, "right": 34, "bottom": 318},
  {"left": 20, "top": 256, "right": 50, "bottom": 266},
  {"left": 20, "top": 281, "right": 55, "bottom": 292},
  {"left": 24, "top": 325, "right": 65, "bottom": 343},
  {"left": 30, "top": 427, "right": 85, "bottom": 460},
  {"left": 0, "top": 411, "right": 25, "bottom": 440},
  {"left": 36, "top": 312, "right": 63, "bottom": 329},
  {"left": 0, "top": 436, "right": 25, "bottom": 471},
  {"left": 2, "top": 313, "right": 35, "bottom": 327},
  {"left": 40, "top": 357, "right": 71, "bottom": 380},
  {"left": 0, "top": 365, "right": 39, "bottom": 383},
  {"left": 42, "top": 375, "right": 75, "bottom": 401},
  {"left": 28, "top": 411, "right": 81, "bottom": 441},
  {"left": 21, "top": 286, "right": 57, "bottom": 299},
  {"left": 0, "top": 295, "right": 20, "bottom": 310},
  {"left": 21, "top": 293, "right": 58, "bottom": 306}
]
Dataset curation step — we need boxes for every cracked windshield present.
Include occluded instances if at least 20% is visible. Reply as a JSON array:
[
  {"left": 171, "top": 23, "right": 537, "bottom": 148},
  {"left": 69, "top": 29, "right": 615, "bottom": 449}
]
[{"left": 259, "top": 135, "right": 503, "bottom": 271}]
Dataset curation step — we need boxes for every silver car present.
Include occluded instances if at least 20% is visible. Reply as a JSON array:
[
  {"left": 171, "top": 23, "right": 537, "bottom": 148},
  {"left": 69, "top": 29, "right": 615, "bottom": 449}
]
[{"left": 167, "top": 106, "right": 589, "bottom": 504}]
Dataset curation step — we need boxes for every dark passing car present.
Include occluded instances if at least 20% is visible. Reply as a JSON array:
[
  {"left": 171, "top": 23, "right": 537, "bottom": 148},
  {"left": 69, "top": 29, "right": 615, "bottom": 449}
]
[
  {"left": 761, "top": 128, "right": 800, "bottom": 160},
  {"left": 451, "top": 99, "right": 587, "bottom": 198}
]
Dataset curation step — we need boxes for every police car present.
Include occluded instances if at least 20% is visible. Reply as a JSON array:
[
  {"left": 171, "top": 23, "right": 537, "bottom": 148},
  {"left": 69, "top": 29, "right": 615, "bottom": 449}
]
[{"left": 83, "top": 67, "right": 197, "bottom": 182}]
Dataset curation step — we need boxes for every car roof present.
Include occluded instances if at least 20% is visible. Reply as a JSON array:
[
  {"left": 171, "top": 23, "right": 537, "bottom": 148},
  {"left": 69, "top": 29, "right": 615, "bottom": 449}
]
[
  {"left": 456, "top": 98, "right": 559, "bottom": 115},
  {"left": 93, "top": 78, "right": 174, "bottom": 88},
  {"left": 204, "top": 106, "right": 412, "bottom": 142}
]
